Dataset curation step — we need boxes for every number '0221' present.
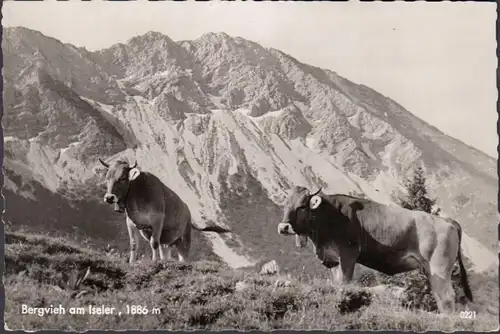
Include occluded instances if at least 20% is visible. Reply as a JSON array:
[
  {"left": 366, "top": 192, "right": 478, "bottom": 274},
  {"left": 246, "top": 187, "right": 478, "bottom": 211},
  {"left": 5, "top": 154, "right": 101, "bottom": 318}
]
[{"left": 459, "top": 311, "right": 476, "bottom": 319}]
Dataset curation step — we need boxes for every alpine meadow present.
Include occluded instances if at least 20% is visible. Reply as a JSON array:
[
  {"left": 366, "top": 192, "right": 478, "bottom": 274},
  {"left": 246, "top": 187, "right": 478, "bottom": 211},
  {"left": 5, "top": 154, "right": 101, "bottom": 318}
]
[{"left": 2, "top": 25, "right": 498, "bottom": 331}]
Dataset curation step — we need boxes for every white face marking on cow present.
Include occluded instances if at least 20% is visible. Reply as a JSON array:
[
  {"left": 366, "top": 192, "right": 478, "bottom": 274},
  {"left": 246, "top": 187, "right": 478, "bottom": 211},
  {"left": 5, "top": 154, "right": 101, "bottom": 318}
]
[
  {"left": 310, "top": 195, "right": 322, "bottom": 210},
  {"left": 128, "top": 168, "right": 141, "bottom": 181}
]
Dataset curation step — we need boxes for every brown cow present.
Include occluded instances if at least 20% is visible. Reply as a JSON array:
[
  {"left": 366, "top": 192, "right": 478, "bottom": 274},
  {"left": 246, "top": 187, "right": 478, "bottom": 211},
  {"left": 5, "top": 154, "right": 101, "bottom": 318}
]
[
  {"left": 277, "top": 186, "right": 473, "bottom": 314},
  {"left": 99, "top": 158, "right": 230, "bottom": 264}
]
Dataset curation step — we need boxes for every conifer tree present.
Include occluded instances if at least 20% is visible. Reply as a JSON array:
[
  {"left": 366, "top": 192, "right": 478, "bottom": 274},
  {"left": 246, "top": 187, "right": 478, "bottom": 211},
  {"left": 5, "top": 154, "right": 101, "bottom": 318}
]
[{"left": 399, "top": 166, "right": 441, "bottom": 216}]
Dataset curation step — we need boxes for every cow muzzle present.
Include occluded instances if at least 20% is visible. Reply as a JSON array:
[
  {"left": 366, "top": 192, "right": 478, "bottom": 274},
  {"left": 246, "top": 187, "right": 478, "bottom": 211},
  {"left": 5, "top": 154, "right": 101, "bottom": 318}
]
[
  {"left": 103, "top": 194, "right": 125, "bottom": 212},
  {"left": 104, "top": 193, "right": 117, "bottom": 204},
  {"left": 277, "top": 223, "right": 296, "bottom": 235}
]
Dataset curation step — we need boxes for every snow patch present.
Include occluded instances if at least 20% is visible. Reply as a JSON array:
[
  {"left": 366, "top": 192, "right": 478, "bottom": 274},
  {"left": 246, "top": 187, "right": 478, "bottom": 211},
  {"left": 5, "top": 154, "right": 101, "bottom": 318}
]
[
  {"left": 132, "top": 95, "right": 151, "bottom": 106},
  {"left": 81, "top": 96, "right": 115, "bottom": 114},
  {"left": 209, "top": 95, "right": 225, "bottom": 109},
  {"left": 361, "top": 142, "right": 378, "bottom": 161},
  {"left": 60, "top": 141, "right": 82, "bottom": 155},
  {"left": 228, "top": 155, "right": 239, "bottom": 176},
  {"left": 237, "top": 108, "right": 287, "bottom": 119},
  {"left": 116, "top": 79, "right": 126, "bottom": 90},
  {"left": 253, "top": 108, "right": 286, "bottom": 119},
  {"left": 185, "top": 112, "right": 210, "bottom": 118},
  {"left": 204, "top": 233, "right": 254, "bottom": 269},
  {"left": 363, "top": 122, "right": 391, "bottom": 140},
  {"left": 305, "top": 136, "right": 317, "bottom": 150},
  {"left": 151, "top": 69, "right": 172, "bottom": 79},
  {"left": 347, "top": 110, "right": 362, "bottom": 129}
]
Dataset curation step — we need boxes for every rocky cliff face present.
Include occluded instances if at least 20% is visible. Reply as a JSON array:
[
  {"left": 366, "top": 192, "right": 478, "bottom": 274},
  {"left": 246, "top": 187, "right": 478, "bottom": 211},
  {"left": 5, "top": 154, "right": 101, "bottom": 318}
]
[{"left": 2, "top": 27, "right": 497, "bottom": 274}]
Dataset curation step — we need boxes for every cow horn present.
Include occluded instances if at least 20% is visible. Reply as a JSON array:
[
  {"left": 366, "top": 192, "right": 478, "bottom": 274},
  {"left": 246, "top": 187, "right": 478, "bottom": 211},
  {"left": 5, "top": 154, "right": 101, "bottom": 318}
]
[
  {"left": 98, "top": 158, "right": 110, "bottom": 169},
  {"left": 130, "top": 161, "right": 137, "bottom": 169},
  {"left": 311, "top": 187, "right": 322, "bottom": 197}
]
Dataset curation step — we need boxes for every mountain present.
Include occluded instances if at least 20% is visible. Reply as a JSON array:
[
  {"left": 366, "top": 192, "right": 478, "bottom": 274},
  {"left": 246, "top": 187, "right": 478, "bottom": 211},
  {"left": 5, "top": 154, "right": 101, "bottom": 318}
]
[{"left": 2, "top": 27, "right": 497, "bottom": 277}]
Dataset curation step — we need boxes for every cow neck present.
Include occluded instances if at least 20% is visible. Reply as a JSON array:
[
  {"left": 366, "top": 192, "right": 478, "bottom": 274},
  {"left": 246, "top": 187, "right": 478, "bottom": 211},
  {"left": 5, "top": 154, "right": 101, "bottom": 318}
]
[
  {"left": 305, "top": 195, "right": 321, "bottom": 244},
  {"left": 306, "top": 208, "right": 318, "bottom": 244},
  {"left": 122, "top": 178, "right": 135, "bottom": 208},
  {"left": 307, "top": 194, "right": 318, "bottom": 222}
]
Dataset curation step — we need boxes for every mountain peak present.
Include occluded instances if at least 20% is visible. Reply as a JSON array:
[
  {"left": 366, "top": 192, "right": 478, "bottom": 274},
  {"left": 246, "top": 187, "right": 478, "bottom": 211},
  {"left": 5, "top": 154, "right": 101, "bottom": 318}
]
[
  {"left": 127, "top": 30, "right": 175, "bottom": 45},
  {"left": 195, "top": 32, "right": 259, "bottom": 49},
  {"left": 4, "top": 26, "right": 61, "bottom": 47},
  {"left": 199, "top": 31, "right": 232, "bottom": 41},
  {"left": 4, "top": 26, "right": 42, "bottom": 36}
]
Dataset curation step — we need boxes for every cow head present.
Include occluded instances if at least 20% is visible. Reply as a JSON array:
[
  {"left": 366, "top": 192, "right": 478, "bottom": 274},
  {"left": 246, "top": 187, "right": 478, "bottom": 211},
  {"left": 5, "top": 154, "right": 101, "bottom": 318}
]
[
  {"left": 98, "top": 158, "right": 140, "bottom": 213},
  {"left": 277, "top": 186, "right": 322, "bottom": 248}
]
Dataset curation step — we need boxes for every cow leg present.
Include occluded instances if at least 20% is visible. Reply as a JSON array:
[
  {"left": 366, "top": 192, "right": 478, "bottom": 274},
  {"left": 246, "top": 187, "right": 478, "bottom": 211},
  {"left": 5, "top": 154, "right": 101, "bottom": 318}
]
[
  {"left": 429, "top": 272, "right": 455, "bottom": 314},
  {"left": 429, "top": 236, "right": 457, "bottom": 314},
  {"left": 176, "top": 247, "right": 188, "bottom": 263},
  {"left": 149, "top": 238, "right": 157, "bottom": 261},
  {"left": 149, "top": 223, "right": 163, "bottom": 262},
  {"left": 334, "top": 248, "right": 359, "bottom": 284},
  {"left": 174, "top": 224, "right": 192, "bottom": 263},
  {"left": 162, "top": 245, "right": 172, "bottom": 260},
  {"left": 330, "top": 266, "right": 343, "bottom": 285},
  {"left": 429, "top": 265, "right": 456, "bottom": 314},
  {"left": 158, "top": 243, "right": 165, "bottom": 261},
  {"left": 339, "top": 256, "right": 357, "bottom": 284},
  {"left": 126, "top": 217, "right": 141, "bottom": 264}
]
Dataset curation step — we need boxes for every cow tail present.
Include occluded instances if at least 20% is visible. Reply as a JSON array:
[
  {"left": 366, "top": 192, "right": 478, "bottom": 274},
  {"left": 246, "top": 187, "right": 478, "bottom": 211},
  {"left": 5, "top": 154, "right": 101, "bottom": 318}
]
[
  {"left": 450, "top": 219, "right": 474, "bottom": 302},
  {"left": 190, "top": 221, "right": 232, "bottom": 234}
]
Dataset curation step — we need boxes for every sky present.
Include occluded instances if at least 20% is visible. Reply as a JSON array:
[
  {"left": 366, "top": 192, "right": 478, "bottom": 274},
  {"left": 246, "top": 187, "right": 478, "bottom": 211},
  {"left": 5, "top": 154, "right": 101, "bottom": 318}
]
[{"left": 3, "top": 1, "right": 497, "bottom": 158}]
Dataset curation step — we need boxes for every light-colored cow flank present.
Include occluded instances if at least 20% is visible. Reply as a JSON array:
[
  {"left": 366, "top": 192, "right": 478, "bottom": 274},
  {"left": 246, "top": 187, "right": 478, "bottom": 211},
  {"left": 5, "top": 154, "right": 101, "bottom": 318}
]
[
  {"left": 99, "top": 158, "right": 231, "bottom": 264},
  {"left": 277, "top": 186, "right": 473, "bottom": 314}
]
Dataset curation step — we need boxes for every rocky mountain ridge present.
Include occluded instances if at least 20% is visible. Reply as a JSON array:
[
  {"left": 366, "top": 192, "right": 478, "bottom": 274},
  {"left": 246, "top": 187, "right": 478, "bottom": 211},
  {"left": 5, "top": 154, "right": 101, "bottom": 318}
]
[{"left": 2, "top": 26, "right": 497, "bottom": 275}]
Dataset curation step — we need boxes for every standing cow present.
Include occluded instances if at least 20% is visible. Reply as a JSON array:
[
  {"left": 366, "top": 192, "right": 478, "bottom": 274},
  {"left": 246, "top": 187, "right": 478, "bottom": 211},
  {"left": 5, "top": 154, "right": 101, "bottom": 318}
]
[
  {"left": 98, "top": 158, "right": 230, "bottom": 264},
  {"left": 277, "top": 186, "right": 474, "bottom": 314}
]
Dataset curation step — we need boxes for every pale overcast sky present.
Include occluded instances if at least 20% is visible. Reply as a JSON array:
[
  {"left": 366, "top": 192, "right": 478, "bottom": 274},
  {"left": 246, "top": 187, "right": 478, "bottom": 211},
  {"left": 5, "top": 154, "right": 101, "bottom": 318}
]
[{"left": 3, "top": 1, "right": 497, "bottom": 158}]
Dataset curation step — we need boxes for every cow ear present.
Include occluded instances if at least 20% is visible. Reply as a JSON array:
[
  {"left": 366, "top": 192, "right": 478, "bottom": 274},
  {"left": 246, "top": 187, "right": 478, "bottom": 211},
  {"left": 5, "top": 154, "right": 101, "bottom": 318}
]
[
  {"left": 309, "top": 195, "right": 322, "bottom": 210},
  {"left": 128, "top": 168, "right": 141, "bottom": 181}
]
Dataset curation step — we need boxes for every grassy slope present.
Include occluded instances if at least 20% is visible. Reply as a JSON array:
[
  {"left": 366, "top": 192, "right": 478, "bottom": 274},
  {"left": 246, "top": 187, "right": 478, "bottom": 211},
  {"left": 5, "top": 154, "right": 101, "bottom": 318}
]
[{"left": 4, "top": 231, "right": 498, "bottom": 331}]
